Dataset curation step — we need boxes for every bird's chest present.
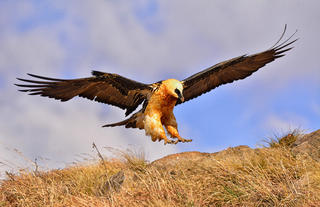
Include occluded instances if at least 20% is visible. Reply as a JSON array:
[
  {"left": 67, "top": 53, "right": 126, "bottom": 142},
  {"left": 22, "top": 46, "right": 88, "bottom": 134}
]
[{"left": 145, "top": 91, "right": 176, "bottom": 117}]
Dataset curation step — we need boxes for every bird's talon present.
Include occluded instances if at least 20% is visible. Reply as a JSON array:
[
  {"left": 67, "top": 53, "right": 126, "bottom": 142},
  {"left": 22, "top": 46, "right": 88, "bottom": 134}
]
[
  {"left": 164, "top": 139, "right": 175, "bottom": 145},
  {"left": 178, "top": 138, "right": 192, "bottom": 143}
]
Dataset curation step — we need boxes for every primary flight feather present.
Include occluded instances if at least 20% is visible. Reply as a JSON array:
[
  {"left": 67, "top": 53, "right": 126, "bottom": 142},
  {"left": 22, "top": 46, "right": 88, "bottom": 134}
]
[{"left": 16, "top": 27, "right": 297, "bottom": 145}]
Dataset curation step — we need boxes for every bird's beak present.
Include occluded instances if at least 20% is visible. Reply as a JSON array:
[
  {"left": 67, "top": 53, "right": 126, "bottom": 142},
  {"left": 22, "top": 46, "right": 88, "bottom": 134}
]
[{"left": 178, "top": 94, "right": 184, "bottom": 103}]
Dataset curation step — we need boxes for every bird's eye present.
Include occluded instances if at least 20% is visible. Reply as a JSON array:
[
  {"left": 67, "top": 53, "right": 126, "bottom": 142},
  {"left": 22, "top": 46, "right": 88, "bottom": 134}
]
[{"left": 174, "top": 88, "right": 181, "bottom": 96}]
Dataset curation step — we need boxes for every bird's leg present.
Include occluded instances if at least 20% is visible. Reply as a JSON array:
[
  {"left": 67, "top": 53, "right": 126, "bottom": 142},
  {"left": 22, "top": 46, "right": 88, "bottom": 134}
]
[
  {"left": 152, "top": 128, "right": 174, "bottom": 145},
  {"left": 144, "top": 114, "right": 174, "bottom": 145},
  {"left": 165, "top": 125, "right": 192, "bottom": 144},
  {"left": 162, "top": 113, "right": 192, "bottom": 144}
]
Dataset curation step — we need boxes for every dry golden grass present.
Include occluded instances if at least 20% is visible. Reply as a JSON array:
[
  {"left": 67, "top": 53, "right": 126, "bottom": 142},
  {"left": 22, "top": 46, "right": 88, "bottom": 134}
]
[
  {"left": 1, "top": 134, "right": 320, "bottom": 207},
  {"left": 264, "top": 129, "right": 302, "bottom": 148}
]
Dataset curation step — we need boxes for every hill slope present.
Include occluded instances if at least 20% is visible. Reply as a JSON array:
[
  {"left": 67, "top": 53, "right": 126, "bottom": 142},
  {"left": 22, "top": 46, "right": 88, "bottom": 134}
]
[{"left": 1, "top": 130, "right": 320, "bottom": 206}]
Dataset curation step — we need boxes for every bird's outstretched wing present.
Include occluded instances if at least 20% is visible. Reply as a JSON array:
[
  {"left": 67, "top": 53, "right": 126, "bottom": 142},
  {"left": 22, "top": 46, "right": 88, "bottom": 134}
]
[
  {"left": 15, "top": 70, "right": 153, "bottom": 116},
  {"left": 180, "top": 26, "right": 298, "bottom": 104}
]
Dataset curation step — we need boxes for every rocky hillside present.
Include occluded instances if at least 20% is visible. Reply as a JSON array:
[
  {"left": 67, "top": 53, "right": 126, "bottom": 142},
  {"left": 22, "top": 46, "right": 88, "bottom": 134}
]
[
  {"left": 292, "top": 129, "right": 320, "bottom": 161},
  {"left": 1, "top": 130, "right": 320, "bottom": 206}
]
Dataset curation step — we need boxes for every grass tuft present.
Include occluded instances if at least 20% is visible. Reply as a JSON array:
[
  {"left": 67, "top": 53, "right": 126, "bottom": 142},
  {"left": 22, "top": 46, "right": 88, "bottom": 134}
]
[{"left": 264, "top": 129, "right": 302, "bottom": 148}]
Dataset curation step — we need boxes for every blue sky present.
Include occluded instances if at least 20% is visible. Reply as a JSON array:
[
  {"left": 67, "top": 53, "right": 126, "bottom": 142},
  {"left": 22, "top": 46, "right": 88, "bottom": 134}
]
[{"left": 0, "top": 0, "right": 319, "bottom": 176}]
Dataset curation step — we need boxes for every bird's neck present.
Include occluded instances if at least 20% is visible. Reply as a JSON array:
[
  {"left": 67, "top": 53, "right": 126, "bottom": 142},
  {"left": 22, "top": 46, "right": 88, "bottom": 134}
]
[{"left": 147, "top": 87, "right": 177, "bottom": 114}]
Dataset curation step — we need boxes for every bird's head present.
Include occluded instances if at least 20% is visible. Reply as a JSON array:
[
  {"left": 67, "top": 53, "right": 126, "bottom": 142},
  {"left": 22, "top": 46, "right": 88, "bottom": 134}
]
[{"left": 162, "top": 79, "right": 184, "bottom": 102}]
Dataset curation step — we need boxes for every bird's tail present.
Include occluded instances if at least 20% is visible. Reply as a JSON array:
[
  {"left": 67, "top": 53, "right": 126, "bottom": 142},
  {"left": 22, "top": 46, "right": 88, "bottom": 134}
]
[
  {"left": 102, "top": 119, "right": 130, "bottom": 127},
  {"left": 102, "top": 111, "right": 144, "bottom": 129}
]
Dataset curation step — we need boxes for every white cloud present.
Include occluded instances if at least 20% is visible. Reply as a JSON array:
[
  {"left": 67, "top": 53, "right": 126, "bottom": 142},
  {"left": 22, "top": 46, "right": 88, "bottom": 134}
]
[
  {"left": 0, "top": 1, "right": 34, "bottom": 29},
  {"left": 264, "top": 114, "right": 307, "bottom": 133},
  {"left": 0, "top": 30, "right": 65, "bottom": 78}
]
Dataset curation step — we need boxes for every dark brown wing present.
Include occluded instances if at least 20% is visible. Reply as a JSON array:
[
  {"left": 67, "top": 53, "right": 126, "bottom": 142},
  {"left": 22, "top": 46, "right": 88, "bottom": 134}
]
[
  {"left": 180, "top": 28, "right": 298, "bottom": 104},
  {"left": 15, "top": 70, "right": 153, "bottom": 116}
]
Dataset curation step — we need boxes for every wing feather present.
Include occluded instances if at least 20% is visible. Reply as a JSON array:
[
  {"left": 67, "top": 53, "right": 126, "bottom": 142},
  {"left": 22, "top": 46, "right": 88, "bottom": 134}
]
[
  {"left": 180, "top": 29, "right": 298, "bottom": 104},
  {"left": 16, "top": 71, "right": 153, "bottom": 116}
]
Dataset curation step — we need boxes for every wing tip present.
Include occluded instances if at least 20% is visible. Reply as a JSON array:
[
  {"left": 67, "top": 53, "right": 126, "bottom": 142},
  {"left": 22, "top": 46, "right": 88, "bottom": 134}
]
[
  {"left": 17, "top": 89, "right": 29, "bottom": 92},
  {"left": 271, "top": 25, "right": 298, "bottom": 51},
  {"left": 102, "top": 122, "right": 123, "bottom": 128},
  {"left": 25, "top": 73, "right": 66, "bottom": 81}
]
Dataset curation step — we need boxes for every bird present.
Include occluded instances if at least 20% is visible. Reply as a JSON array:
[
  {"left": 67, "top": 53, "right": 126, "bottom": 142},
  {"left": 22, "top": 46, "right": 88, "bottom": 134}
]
[{"left": 15, "top": 26, "right": 297, "bottom": 145}]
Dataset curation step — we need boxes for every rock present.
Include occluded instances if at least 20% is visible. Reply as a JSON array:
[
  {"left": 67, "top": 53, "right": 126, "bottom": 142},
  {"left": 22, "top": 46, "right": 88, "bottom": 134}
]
[
  {"left": 105, "top": 170, "right": 125, "bottom": 193},
  {"left": 293, "top": 129, "right": 320, "bottom": 161}
]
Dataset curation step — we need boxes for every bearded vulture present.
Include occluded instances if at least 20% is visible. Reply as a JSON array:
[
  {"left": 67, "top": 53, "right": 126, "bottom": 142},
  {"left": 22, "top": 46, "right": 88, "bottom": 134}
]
[{"left": 16, "top": 27, "right": 297, "bottom": 144}]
